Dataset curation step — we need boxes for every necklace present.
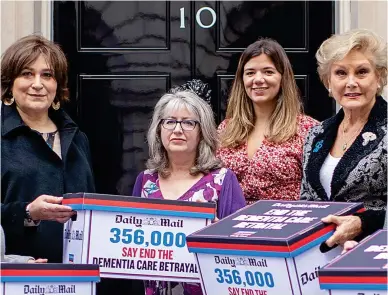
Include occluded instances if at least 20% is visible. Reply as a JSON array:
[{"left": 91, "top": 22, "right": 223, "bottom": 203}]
[{"left": 341, "top": 121, "right": 366, "bottom": 151}]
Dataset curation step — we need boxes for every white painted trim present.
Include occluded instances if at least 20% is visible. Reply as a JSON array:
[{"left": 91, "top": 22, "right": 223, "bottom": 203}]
[
  {"left": 40, "top": 0, "right": 53, "bottom": 40},
  {"left": 337, "top": 0, "right": 352, "bottom": 33},
  {"left": 1, "top": 0, "right": 53, "bottom": 54},
  {"left": 350, "top": 0, "right": 358, "bottom": 30},
  {"left": 334, "top": 0, "right": 353, "bottom": 112}
]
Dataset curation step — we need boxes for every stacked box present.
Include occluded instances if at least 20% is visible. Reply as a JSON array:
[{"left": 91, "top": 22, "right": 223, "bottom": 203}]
[
  {"left": 0, "top": 263, "right": 99, "bottom": 295},
  {"left": 186, "top": 200, "right": 364, "bottom": 295},
  {"left": 62, "top": 193, "right": 215, "bottom": 282},
  {"left": 319, "top": 229, "right": 387, "bottom": 295}
]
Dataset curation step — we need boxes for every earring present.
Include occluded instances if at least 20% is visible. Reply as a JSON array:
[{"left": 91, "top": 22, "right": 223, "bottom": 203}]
[
  {"left": 52, "top": 101, "right": 60, "bottom": 110},
  {"left": 328, "top": 88, "right": 332, "bottom": 97},
  {"left": 377, "top": 85, "right": 381, "bottom": 89},
  {"left": 4, "top": 97, "right": 15, "bottom": 106}
]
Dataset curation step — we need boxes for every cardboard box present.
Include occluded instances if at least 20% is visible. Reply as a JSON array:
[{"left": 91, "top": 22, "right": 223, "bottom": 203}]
[
  {"left": 319, "top": 229, "right": 387, "bottom": 295},
  {"left": 62, "top": 193, "right": 215, "bottom": 282},
  {"left": 187, "top": 200, "right": 364, "bottom": 295},
  {"left": 0, "top": 263, "right": 99, "bottom": 295}
]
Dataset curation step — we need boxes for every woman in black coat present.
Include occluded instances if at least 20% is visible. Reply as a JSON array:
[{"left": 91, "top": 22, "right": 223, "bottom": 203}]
[
  {"left": 1, "top": 34, "right": 145, "bottom": 295},
  {"left": 300, "top": 29, "right": 387, "bottom": 247},
  {"left": 1, "top": 35, "right": 95, "bottom": 263}
]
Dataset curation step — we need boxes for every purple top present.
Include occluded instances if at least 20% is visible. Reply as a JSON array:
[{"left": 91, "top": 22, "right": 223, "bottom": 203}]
[
  {"left": 132, "top": 168, "right": 246, "bottom": 295},
  {"left": 132, "top": 168, "right": 246, "bottom": 219}
]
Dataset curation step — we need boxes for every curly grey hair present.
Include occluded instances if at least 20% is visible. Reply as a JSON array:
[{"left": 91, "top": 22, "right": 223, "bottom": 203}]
[
  {"left": 146, "top": 90, "right": 222, "bottom": 177},
  {"left": 316, "top": 28, "right": 387, "bottom": 95}
]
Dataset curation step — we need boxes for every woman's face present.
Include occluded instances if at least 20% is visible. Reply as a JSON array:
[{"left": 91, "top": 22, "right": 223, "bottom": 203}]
[
  {"left": 243, "top": 54, "right": 282, "bottom": 106},
  {"left": 328, "top": 50, "right": 380, "bottom": 111},
  {"left": 12, "top": 54, "right": 57, "bottom": 114},
  {"left": 160, "top": 106, "right": 200, "bottom": 159}
]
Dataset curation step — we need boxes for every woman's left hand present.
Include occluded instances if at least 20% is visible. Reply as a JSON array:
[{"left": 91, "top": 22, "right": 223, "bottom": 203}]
[
  {"left": 321, "top": 215, "right": 362, "bottom": 247},
  {"left": 341, "top": 240, "right": 359, "bottom": 254},
  {"left": 28, "top": 258, "right": 48, "bottom": 263}
]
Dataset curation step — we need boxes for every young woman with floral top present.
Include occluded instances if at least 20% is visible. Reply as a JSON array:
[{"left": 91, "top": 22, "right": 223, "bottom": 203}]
[{"left": 217, "top": 38, "right": 318, "bottom": 204}]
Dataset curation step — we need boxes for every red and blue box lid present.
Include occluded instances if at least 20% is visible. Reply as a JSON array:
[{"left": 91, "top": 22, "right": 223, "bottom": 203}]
[
  {"left": 319, "top": 230, "right": 387, "bottom": 291},
  {"left": 0, "top": 263, "right": 100, "bottom": 282},
  {"left": 63, "top": 193, "right": 216, "bottom": 220},
  {"left": 187, "top": 200, "right": 364, "bottom": 258}
]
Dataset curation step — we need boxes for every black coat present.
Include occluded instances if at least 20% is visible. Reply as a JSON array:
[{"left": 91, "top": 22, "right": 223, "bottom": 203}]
[
  {"left": 300, "top": 96, "right": 387, "bottom": 239},
  {"left": 1, "top": 104, "right": 95, "bottom": 262}
]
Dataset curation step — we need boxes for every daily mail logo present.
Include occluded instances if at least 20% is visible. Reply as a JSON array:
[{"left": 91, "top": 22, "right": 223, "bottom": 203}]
[
  {"left": 64, "top": 229, "right": 83, "bottom": 241},
  {"left": 24, "top": 284, "right": 76, "bottom": 294},
  {"left": 230, "top": 231, "right": 256, "bottom": 238}
]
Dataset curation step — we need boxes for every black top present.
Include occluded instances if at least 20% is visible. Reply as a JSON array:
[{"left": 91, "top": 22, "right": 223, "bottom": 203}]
[
  {"left": 300, "top": 96, "right": 387, "bottom": 239},
  {"left": 1, "top": 104, "right": 95, "bottom": 262}
]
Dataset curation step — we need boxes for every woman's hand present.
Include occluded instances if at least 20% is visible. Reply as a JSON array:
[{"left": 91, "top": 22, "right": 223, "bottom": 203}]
[
  {"left": 341, "top": 240, "right": 359, "bottom": 254},
  {"left": 321, "top": 214, "right": 362, "bottom": 247},
  {"left": 28, "top": 258, "right": 48, "bottom": 263},
  {"left": 28, "top": 195, "right": 75, "bottom": 223}
]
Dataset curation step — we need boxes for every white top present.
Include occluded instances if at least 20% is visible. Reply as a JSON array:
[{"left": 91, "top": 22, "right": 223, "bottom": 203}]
[{"left": 319, "top": 153, "right": 341, "bottom": 199}]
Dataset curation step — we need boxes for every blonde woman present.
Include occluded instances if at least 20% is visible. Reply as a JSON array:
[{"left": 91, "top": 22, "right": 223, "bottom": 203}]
[
  {"left": 301, "top": 29, "right": 387, "bottom": 247},
  {"left": 217, "top": 38, "right": 318, "bottom": 204}
]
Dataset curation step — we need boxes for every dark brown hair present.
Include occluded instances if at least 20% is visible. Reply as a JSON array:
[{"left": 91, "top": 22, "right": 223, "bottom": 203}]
[
  {"left": 220, "top": 38, "right": 303, "bottom": 147},
  {"left": 1, "top": 34, "right": 69, "bottom": 104}
]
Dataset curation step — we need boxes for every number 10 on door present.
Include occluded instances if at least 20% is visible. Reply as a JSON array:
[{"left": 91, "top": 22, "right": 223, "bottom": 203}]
[{"left": 180, "top": 7, "right": 217, "bottom": 29}]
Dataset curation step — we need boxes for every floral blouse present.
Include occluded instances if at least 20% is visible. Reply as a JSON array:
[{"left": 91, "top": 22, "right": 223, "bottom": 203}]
[
  {"left": 140, "top": 168, "right": 227, "bottom": 202},
  {"left": 132, "top": 168, "right": 246, "bottom": 295},
  {"left": 217, "top": 115, "right": 318, "bottom": 204}
]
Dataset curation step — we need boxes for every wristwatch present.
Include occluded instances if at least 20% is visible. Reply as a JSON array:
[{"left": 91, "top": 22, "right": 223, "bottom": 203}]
[
  {"left": 25, "top": 204, "right": 39, "bottom": 225},
  {"left": 25, "top": 204, "right": 33, "bottom": 222}
]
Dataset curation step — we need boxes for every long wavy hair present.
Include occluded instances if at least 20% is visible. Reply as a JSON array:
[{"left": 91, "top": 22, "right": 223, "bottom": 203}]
[
  {"left": 147, "top": 90, "right": 222, "bottom": 178},
  {"left": 220, "top": 38, "right": 303, "bottom": 148}
]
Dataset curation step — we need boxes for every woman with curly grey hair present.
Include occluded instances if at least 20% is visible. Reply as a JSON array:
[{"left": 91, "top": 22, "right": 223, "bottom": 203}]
[
  {"left": 132, "top": 84, "right": 246, "bottom": 295},
  {"left": 300, "top": 29, "right": 387, "bottom": 248}
]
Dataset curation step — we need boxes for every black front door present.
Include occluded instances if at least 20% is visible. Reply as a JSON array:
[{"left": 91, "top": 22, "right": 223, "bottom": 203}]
[{"left": 54, "top": 1, "right": 334, "bottom": 195}]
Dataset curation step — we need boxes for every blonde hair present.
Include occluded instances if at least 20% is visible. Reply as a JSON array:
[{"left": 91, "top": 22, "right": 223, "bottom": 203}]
[
  {"left": 221, "top": 38, "right": 302, "bottom": 147},
  {"left": 316, "top": 28, "right": 387, "bottom": 95},
  {"left": 147, "top": 91, "right": 222, "bottom": 177}
]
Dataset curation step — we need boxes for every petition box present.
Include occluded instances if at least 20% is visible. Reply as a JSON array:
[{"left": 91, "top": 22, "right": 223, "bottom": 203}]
[
  {"left": 319, "top": 229, "right": 387, "bottom": 295},
  {"left": 187, "top": 200, "right": 364, "bottom": 295},
  {"left": 62, "top": 193, "right": 215, "bottom": 282},
  {"left": 0, "top": 263, "right": 99, "bottom": 295}
]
